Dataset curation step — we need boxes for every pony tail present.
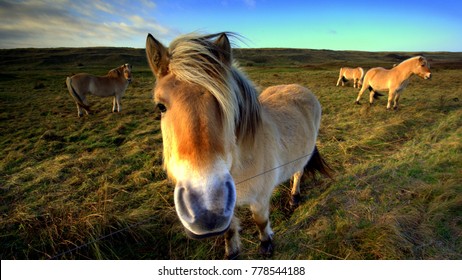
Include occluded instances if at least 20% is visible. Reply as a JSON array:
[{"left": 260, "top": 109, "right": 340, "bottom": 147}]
[
  {"left": 303, "top": 146, "right": 333, "bottom": 180},
  {"left": 373, "top": 91, "right": 384, "bottom": 99}
]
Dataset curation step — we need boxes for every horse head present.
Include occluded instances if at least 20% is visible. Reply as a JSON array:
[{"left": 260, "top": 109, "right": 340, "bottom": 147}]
[
  {"left": 122, "top": 63, "right": 132, "bottom": 83},
  {"left": 146, "top": 33, "right": 238, "bottom": 239},
  {"left": 415, "top": 56, "right": 432, "bottom": 80}
]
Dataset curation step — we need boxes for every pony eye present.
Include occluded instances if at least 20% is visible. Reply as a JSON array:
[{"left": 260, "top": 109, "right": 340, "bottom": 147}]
[{"left": 157, "top": 103, "right": 167, "bottom": 113}]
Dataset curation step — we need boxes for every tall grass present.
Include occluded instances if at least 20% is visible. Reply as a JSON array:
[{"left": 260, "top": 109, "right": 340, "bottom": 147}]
[{"left": 0, "top": 48, "right": 461, "bottom": 259}]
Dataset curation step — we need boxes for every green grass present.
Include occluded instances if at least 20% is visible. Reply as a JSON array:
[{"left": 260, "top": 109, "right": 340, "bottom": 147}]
[{"left": 0, "top": 48, "right": 461, "bottom": 259}]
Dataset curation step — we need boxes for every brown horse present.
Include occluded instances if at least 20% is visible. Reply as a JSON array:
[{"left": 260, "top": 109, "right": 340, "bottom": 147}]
[
  {"left": 66, "top": 64, "right": 132, "bottom": 117},
  {"left": 355, "top": 56, "right": 431, "bottom": 109},
  {"left": 336, "top": 67, "right": 364, "bottom": 88},
  {"left": 146, "top": 32, "right": 330, "bottom": 259}
]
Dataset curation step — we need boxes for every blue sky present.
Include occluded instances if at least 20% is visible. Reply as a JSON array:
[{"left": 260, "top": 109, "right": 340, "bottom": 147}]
[{"left": 0, "top": 0, "right": 461, "bottom": 51}]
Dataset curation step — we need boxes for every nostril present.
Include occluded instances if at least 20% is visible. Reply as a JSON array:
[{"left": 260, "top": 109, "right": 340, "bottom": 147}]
[
  {"left": 174, "top": 186, "right": 198, "bottom": 223},
  {"left": 225, "top": 180, "right": 236, "bottom": 214}
]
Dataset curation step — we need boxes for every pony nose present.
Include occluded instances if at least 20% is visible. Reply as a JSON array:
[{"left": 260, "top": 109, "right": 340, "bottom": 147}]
[
  {"left": 174, "top": 177, "right": 236, "bottom": 239},
  {"left": 426, "top": 73, "right": 432, "bottom": 79}
]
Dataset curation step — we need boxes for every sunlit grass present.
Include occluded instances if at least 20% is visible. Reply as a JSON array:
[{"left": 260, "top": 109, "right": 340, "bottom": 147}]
[{"left": 0, "top": 48, "right": 461, "bottom": 259}]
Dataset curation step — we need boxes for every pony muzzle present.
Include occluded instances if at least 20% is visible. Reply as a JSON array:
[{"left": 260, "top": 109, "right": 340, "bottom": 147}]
[{"left": 174, "top": 176, "right": 236, "bottom": 239}]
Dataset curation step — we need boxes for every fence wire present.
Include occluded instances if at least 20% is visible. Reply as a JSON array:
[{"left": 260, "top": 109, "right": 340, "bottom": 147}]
[{"left": 50, "top": 151, "right": 314, "bottom": 259}]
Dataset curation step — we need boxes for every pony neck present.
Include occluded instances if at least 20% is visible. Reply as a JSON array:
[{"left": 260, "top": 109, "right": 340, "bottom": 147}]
[{"left": 393, "top": 60, "right": 416, "bottom": 81}]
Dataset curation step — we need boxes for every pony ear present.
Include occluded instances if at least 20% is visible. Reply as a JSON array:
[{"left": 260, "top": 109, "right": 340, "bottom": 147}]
[
  {"left": 146, "top": 33, "right": 169, "bottom": 78},
  {"left": 213, "top": 33, "right": 232, "bottom": 66}
]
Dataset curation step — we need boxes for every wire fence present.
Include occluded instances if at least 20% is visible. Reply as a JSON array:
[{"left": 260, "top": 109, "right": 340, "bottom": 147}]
[{"left": 50, "top": 151, "right": 315, "bottom": 259}]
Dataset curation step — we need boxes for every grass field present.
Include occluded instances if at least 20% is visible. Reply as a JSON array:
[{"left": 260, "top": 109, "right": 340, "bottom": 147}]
[{"left": 1, "top": 47, "right": 461, "bottom": 259}]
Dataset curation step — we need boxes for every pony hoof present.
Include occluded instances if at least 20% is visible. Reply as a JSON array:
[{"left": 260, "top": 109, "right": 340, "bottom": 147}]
[
  {"left": 355, "top": 101, "right": 360, "bottom": 105},
  {"left": 259, "top": 239, "right": 274, "bottom": 257},
  {"left": 226, "top": 251, "right": 240, "bottom": 260},
  {"left": 290, "top": 194, "right": 301, "bottom": 208}
]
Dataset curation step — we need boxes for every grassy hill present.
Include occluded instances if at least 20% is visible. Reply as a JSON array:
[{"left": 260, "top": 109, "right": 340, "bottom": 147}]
[{"left": 0, "top": 47, "right": 461, "bottom": 259}]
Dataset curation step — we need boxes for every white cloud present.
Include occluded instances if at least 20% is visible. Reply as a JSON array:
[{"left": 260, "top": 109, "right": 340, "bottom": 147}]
[{"left": 0, "top": 0, "right": 175, "bottom": 48}]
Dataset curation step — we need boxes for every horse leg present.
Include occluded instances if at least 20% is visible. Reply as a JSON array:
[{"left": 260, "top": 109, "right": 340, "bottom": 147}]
[
  {"left": 290, "top": 170, "right": 303, "bottom": 207},
  {"left": 112, "top": 96, "right": 121, "bottom": 113},
  {"left": 355, "top": 85, "right": 367, "bottom": 104},
  {"left": 369, "top": 90, "right": 376, "bottom": 105},
  {"left": 115, "top": 95, "right": 122, "bottom": 112},
  {"left": 393, "top": 92, "right": 401, "bottom": 110},
  {"left": 80, "top": 95, "right": 90, "bottom": 116},
  {"left": 251, "top": 202, "right": 274, "bottom": 256},
  {"left": 76, "top": 103, "right": 84, "bottom": 117},
  {"left": 387, "top": 91, "right": 396, "bottom": 110},
  {"left": 336, "top": 75, "right": 342, "bottom": 86},
  {"left": 224, "top": 216, "right": 241, "bottom": 259}
]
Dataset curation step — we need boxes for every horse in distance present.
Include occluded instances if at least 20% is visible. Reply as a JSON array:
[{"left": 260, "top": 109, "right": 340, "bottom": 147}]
[
  {"left": 336, "top": 67, "right": 365, "bottom": 88},
  {"left": 146, "top": 32, "right": 331, "bottom": 259},
  {"left": 355, "top": 56, "right": 431, "bottom": 109},
  {"left": 66, "top": 63, "right": 132, "bottom": 117}
]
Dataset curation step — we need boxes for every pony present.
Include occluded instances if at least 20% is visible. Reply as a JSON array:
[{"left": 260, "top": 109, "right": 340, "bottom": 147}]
[
  {"left": 146, "top": 32, "right": 331, "bottom": 259},
  {"left": 355, "top": 56, "right": 431, "bottom": 109},
  {"left": 336, "top": 67, "right": 364, "bottom": 88},
  {"left": 66, "top": 63, "right": 132, "bottom": 117}
]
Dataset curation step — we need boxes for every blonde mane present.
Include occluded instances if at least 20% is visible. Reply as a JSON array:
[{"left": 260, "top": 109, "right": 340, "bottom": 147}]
[
  {"left": 167, "top": 33, "right": 261, "bottom": 143},
  {"left": 107, "top": 67, "right": 120, "bottom": 78}
]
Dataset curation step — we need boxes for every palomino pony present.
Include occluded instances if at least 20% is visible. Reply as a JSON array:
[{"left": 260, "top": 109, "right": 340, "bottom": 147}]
[
  {"left": 336, "top": 67, "right": 364, "bottom": 88},
  {"left": 66, "top": 63, "right": 132, "bottom": 117},
  {"left": 355, "top": 56, "right": 431, "bottom": 109},
  {"left": 146, "top": 32, "right": 330, "bottom": 259}
]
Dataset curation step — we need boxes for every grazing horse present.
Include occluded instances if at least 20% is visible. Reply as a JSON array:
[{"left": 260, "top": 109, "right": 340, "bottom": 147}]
[
  {"left": 66, "top": 64, "right": 132, "bottom": 117},
  {"left": 355, "top": 56, "right": 431, "bottom": 109},
  {"left": 146, "top": 32, "right": 330, "bottom": 259},
  {"left": 336, "top": 67, "right": 364, "bottom": 88}
]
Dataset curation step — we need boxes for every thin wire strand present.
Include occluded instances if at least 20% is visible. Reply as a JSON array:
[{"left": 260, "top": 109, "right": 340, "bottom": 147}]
[
  {"left": 50, "top": 217, "right": 158, "bottom": 260},
  {"left": 49, "top": 152, "right": 314, "bottom": 259},
  {"left": 235, "top": 152, "right": 313, "bottom": 185}
]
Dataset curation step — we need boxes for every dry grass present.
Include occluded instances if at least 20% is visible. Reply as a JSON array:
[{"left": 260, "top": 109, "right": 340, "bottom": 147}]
[{"left": 0, "top": 48, "right": 461, "bottom": 259}]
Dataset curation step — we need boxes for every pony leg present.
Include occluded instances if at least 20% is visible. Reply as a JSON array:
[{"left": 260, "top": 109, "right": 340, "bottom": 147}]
[
  {"left": 387, "top": 91, "right": 396, "bottom": 110},
  {"left": 112, "top": 95, "right": 122, "bottom": 113},
  {"left": 250, "top": 202, "right": 274, "bottom": 256},
  {"left": 112, "top": 96, "right": 122, "bottom": 112},
  {"left": 393, "top": 92, "right": 401, "bottom": 110},
  {"left": 290, "top": 170, "right": 303, "bottom": 207},
  {"left": 355, "top": 86, "right": 367, "bottom": 104},
  {"left": 336, "top": 75, "right": 342, "bottom": 86},
  {"left": 224, "top": 216, "right": 241, "bottom": 259},
  {"left": 76, "top": 104, "right": 84, "bottom": 117},
  {"left": 369, "top": 90, "right": 377, "bottom": 105},
  {"left": 80, "top": 96, "right": 90, "bottom": 116}
]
